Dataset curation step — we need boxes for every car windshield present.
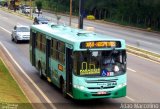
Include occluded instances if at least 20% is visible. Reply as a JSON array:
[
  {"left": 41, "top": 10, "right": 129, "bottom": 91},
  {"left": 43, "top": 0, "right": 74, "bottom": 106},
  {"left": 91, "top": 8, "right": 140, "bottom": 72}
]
[
  {"left": 38, "top": 18, "right": 48, "bottom": 21},
  {"left": 73, "top": 50, "right": 127, "bottom": 77},
  {"left": 17, "top": 27, "right": 29, "bottom": 32}
]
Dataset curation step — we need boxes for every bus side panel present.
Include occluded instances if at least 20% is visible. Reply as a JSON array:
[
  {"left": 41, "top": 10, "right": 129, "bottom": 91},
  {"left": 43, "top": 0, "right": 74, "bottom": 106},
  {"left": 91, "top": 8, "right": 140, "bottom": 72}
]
[{"left": 50, "top": 59, "right": 60, "bottom": 87}]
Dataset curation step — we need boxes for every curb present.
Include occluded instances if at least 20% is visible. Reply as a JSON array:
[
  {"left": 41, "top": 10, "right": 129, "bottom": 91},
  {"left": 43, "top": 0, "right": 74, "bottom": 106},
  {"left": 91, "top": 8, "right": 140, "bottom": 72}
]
[{"left": 127, "top": 45, "right": 160, "bottom": 63}]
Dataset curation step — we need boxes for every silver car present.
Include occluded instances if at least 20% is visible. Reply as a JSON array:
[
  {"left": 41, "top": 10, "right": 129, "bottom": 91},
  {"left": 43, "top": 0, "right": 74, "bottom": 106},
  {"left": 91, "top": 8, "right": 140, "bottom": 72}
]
[
  {"left": 11, "top": 25, "right": 30, "bottom": 43},
  {"left": 22, "top": 6, "right": 30, "bottom": 14}
]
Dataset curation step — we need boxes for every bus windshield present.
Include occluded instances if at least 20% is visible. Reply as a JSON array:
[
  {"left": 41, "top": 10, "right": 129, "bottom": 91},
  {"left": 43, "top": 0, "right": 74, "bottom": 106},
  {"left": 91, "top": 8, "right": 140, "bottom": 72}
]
[{"left": 73, "top": 50, "right": 126, "bottom": 77}]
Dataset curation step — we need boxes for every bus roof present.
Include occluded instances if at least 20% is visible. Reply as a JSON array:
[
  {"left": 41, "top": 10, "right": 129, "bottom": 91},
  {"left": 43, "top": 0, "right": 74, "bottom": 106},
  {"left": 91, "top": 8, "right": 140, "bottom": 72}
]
[{"left": 31, "top": 23, "right": 126, "bottom": 50}]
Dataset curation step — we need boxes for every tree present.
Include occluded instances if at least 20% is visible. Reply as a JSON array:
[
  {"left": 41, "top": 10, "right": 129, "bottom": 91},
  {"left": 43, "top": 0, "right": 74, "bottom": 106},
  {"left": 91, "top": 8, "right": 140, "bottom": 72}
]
[
  {"left": 36, "top": 0, "right": 160, "bottom": 30},
  {"left": 35, "top": 0, "right": 42, "bottom": 16}
]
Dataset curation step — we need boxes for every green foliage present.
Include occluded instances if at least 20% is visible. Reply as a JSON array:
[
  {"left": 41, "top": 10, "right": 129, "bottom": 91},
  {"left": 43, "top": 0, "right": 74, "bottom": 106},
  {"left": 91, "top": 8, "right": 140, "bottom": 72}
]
[
  {"left": 36, "top": 0, "right": 160, "bottom": 31},
  {"left": 35, "top": 0, "right": 42, "bottom": 11},
  {"left": 0, "top": 59, "right": 32, "bottom": 107}
]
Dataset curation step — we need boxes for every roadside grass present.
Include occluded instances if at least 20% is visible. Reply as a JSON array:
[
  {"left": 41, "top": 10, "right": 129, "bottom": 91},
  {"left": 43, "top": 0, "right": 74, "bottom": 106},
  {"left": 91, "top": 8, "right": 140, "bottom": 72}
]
[
  {"left": 0, "top": 59, "right": 33, "bottom": 109},
  {"left": 0, "top": 7, "right": 33, "bottom": 20}
]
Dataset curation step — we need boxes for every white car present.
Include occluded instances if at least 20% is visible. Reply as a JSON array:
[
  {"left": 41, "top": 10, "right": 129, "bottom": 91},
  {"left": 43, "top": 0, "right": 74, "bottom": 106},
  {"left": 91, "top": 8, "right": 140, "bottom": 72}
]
[
  {"left": 22, "top": 6, "right": 30, "bottom": 14},
  {"left": 33, "top": 8, "right": 42, "bottom": 14},
  {"left": 11, "top": 25, "right": 30, "bottom": 43}
]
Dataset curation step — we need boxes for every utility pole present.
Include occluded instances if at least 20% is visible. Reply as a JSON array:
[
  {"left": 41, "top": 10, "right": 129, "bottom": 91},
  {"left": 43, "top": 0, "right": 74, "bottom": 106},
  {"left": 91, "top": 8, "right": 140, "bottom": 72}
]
[
  {"left": 69, "top": 0, "right": 72, "bottom": 26},
  {"left": 30, "top": 0, "right": 32, "bottom": 18},
  {"left": 78, "top": 0, "right": 84, "bottom": 29}
]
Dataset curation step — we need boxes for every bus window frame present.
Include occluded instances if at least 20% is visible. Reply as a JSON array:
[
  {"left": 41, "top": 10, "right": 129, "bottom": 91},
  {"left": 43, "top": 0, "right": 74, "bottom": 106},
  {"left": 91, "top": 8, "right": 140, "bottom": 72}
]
[{"left": 51, "top": 38, "right": 65, "bottom": 65}]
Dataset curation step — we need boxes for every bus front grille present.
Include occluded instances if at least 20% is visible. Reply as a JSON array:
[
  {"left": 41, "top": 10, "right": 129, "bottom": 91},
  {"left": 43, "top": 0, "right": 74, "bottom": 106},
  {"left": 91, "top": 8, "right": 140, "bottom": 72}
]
[
  {"left": 87, "top": 86, "right": 115, "bottom": 89},
  {"left": 85, "top": 79, "right": 118, "bottom": 83}
]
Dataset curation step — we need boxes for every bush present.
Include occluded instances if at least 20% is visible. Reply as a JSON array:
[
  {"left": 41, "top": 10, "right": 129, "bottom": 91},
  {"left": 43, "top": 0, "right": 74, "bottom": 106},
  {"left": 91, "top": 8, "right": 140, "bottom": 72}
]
[
  {"left": 147, "top": 27, "right": 151, "bottom": 31},
  {"left": 87, "top": 15, "right": 95, "bottom": 20}
]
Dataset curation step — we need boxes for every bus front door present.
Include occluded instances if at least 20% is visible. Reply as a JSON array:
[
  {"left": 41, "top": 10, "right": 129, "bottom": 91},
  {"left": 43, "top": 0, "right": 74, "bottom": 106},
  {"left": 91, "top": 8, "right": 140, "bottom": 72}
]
[{"left": 66, "top": 48, "right": 73, "bottom": 94}]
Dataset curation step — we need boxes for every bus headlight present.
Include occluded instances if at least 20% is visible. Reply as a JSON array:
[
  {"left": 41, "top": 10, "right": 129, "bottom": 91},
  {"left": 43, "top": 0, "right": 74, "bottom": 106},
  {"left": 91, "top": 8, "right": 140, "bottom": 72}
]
[
  {"left": 73, "top": 85, "right": 85, "bottom": 90},
  {"left": 117, "top": 83, "right": 126, "bottom": 89}
]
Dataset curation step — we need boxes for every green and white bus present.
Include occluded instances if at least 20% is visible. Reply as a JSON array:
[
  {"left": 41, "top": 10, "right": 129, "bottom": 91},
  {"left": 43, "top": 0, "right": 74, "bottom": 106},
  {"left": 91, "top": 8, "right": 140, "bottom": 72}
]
[{"left": 30, "top": 23, "right": 127, "bottom": 100}]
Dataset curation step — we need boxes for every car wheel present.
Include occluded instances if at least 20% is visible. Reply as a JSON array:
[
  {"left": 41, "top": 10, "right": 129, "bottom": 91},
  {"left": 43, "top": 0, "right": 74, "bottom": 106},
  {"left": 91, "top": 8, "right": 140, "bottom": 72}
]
[
  {"left": 15, "top": 36, "right": 19, "bottom": 43},
  {"left": 11, "top": 34, "right": 14, "bottom": 41}
]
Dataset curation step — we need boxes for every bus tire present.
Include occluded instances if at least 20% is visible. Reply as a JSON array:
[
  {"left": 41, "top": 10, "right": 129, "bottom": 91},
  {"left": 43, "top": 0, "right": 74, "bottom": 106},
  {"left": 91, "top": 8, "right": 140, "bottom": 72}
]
[
  {"left": 60, "top": 78, "right": 67, "bottom": 98},
  {"left": 11, "top": 35, "right": 14, "bottom": 41}
]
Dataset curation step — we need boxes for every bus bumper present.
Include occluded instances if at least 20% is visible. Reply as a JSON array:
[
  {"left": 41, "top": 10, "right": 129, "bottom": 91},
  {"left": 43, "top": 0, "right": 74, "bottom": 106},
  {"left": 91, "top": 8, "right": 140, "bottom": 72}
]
[{"left": 72, "top": 86, "right": 126, "bottom": 100}]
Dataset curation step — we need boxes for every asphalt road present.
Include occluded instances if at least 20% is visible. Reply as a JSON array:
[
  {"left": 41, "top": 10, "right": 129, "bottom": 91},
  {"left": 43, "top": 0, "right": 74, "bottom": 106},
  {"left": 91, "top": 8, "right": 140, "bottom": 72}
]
[{"left": 0, "top": 9, "right": 160, "bottom": 109}]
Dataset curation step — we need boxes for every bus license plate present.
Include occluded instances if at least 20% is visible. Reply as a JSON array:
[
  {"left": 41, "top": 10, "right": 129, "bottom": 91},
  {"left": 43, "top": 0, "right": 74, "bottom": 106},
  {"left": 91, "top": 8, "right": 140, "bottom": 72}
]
[{"left": 97, "top": 91, "right": 107, "bottom": 95}]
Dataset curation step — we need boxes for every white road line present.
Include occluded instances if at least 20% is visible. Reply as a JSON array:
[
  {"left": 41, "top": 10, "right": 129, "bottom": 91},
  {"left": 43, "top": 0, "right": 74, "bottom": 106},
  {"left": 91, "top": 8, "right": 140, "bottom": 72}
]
[
  {"left": 128, "top": 44, "right": 160, "bottom": 56},
  {"left": 136, "top": 40, "right": 153, "bottom": 45},
  {"left": 126, "top": 96, "right": 135, "bottom": 102},
  {"left": 0, "top": 42, "right": 57, "bottom": 109},
  {"left": 0, "top": 26, "right": 11, "bottom": 34},
  {"left": 128, "top": 52, "right": 160, "bottom": 65},
  {"left": 127, "top": 68, "right": 136, "bottom": 72}
]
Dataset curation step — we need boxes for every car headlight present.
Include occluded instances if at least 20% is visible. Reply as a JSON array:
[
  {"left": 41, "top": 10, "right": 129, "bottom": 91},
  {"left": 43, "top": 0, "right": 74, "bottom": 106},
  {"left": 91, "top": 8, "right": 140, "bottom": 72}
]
[
  {"left": 117, "top": 83, "right": 126, "bottom": 89},
  {"left": 73, "top": 85, "right": 85, "bottom": 90}
]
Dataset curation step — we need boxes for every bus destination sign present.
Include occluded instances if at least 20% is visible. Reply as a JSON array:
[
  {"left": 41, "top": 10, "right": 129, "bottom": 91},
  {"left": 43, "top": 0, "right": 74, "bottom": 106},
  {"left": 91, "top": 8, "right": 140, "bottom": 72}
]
[{"left": 80, "top": 41, "right": 121, "bottom": 48}]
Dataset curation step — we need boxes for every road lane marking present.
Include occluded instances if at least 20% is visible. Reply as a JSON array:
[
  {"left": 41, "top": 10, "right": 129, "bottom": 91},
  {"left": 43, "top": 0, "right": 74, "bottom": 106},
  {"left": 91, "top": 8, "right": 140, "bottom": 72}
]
[
  {"left": 128, "top": 52, "right": 160, "bottom": 65},
  {"left": 0, "top": 42, "right": 57, "bottom": 109},
  {"left": 0, "top": 26, "right": 11, "bottom": 34},
  {"left": 127, "top": 68, "right": 136, "bottom": 72},
  {"left": 136, "top": 40, "right": 153, "bottom": 45},
  {"left": 128, "top": 44, "right": 160, "bottom": 57},
  {"left": 126, "top": 96, "right": 135, "bottom": 102}
]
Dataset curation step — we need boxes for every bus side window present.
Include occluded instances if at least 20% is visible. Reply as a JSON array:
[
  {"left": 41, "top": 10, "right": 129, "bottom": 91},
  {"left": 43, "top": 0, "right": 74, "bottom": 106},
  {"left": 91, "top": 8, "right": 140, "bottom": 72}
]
[
  {"left": 57, "top": 41, "right": 65, "bottom": 64},
  {"left": 51, "top": 39, "right": 57, "bottom": 60},
  {"left": 36, "top": 33, "right": 41, "bottom": 50}
]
